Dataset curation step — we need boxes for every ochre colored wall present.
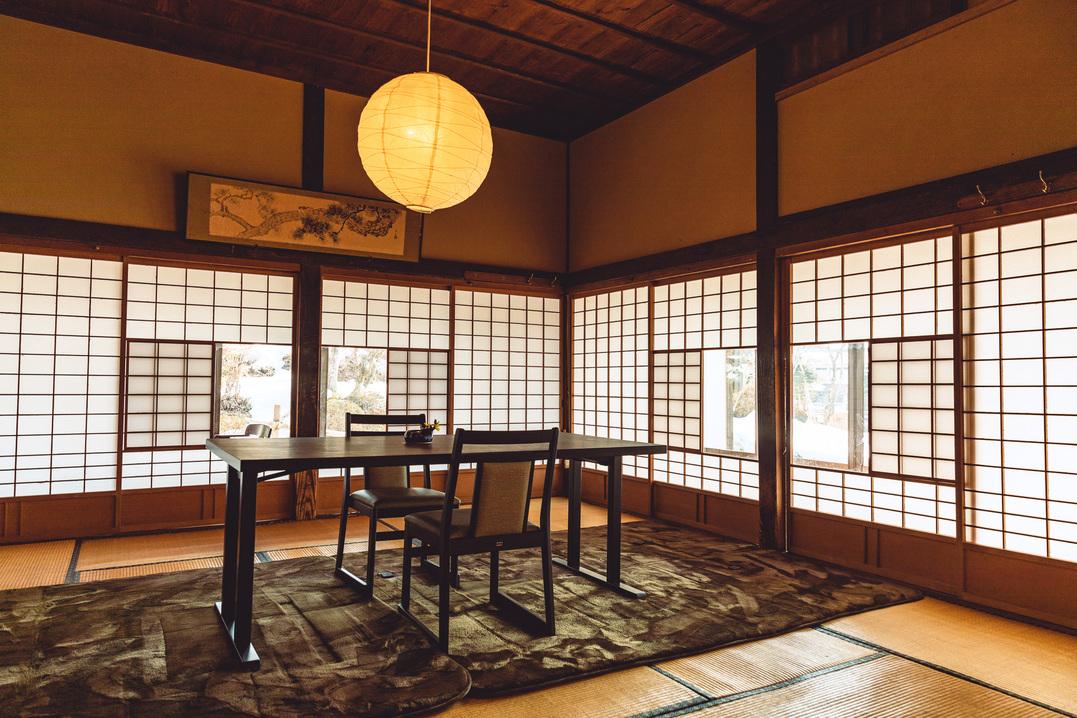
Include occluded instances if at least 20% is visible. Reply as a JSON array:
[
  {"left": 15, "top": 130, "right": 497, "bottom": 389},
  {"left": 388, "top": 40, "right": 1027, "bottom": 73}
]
[
  {"left": 1, "top": 16, "right": 567, "bottom": 273},
  {"left": 0, "top": 15, "right": 303, "bottom": 231},
  {"left": 324, "top": 91, "right": 567, "bottom": 273},
  {"left": 568, "top": 52, "right": 757, "bottom": 272},
  {"left": 779, "top": 0, "right": 1077, "bottom": 216}
]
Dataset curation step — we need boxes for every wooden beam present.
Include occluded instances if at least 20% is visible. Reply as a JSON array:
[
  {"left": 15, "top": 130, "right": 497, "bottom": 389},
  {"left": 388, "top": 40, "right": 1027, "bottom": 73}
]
[
  {"left": 755, "top": 39, "right": 784, "bottom": 550},
  {"left": 518, "top": 0, "right": 721, "bottom": 63},
  {"left": 302, "top": 85, "right": 324, "bottom": 194},
  {"left": 667, "top": 0, "right": 764, "bottom": 35},
  {"left": 376, "top": 0, "right": 668, "bottom": 86},
  {"left": 756, "top": 40, "right": 781, "bottom": 232},
  {"left": 0, "top": 212, "right": 565, "bottom": 290},
  {"left": 755, "top": 242, "right": 787, "bottom": 551},
  {"left": 292, "top": 263, "right": 322, "bottom": 521},
  {"left": 227, "top": 0, "right": 637, "bottom": 109},
  {"left": 566, "top": 146, "right": 1077, "bottom": 288}
]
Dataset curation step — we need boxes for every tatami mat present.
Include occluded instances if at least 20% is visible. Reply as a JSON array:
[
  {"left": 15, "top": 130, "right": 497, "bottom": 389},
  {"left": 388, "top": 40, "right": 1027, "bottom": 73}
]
[
  {"left": 435, "top": 665, "right": 701, "bottom": 718},
  {"left": 76, "top": 516, "right": 372, "bottom": 571},
  {"left": 79, "top": 556, "right": 223, "bottom": 582},
  {"left": 825, "top": 597, "right": 1077, "bottom": 714},
  {"left": 657, "top": 628, "right": 878, "bottom": 697},
  {"left": 0, "top": 540, "right": 74, "bottom": 590},
  {"left": 77, "top": 527, "right": 225, "bottom": 571},
  {"left": 689, "top": 654, "right": 1060, "bottom": 717}
]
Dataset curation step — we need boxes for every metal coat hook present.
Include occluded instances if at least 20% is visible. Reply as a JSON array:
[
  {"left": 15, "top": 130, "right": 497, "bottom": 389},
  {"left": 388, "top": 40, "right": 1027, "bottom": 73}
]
[
  {"left": 1040, "top": 171, "right": 1050, "bottom": 194},
  {"left": 976, "top": 185, "right": 989, "bottom": 205}
]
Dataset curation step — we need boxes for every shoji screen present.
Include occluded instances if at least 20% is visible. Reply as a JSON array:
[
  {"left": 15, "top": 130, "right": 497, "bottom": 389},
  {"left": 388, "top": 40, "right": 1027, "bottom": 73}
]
[
  {"left": 571, "top": 287, "right": 650, "bottom": 478},
  {"left": 321, "top": 279, "right": 451, "bottom": 435},
  {"left": 963, "top": 213, "right": 1077, "bottom": 562},
  {"left": 453, "top": 290, "right": 560, "bottom": 430},
  {"left": 652, "top": 270, "right": 759, "bottom": 499},
  {"left": 0, "top": 252, "right": 122, "bottom": 497},
  {"left": 788, "top": 236, "right": 957, "bottom": 535},
  {"left": 122, "top": 263, "right": 293, "bottom": 489}
]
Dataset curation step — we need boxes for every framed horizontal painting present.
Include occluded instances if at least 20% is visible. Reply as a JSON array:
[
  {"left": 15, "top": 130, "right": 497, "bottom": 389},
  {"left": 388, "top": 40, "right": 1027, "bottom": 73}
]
[{"left": 185, "top": 173, "right": 420, "bottom": 261}]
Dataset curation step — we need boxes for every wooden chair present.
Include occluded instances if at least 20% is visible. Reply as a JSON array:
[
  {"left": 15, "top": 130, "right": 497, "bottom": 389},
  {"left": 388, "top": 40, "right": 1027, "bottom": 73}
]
[
  {"left": 398, "top": 427, "right": 560, "bottom": 652},
  {"left": 334, "top": 412, "right": 458, "bottom": 598},
  {"left": 242, "top": 422, "right": 272, "bottom": 438},
  {"left": 214, "top": 422, "right": 272, "bottom": 439}
]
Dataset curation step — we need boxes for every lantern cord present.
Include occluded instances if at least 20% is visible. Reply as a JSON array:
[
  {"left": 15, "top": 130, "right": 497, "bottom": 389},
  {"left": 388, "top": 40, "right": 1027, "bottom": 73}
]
[{"left": 426, "top": 0, "right": 432, "bottom": 72}]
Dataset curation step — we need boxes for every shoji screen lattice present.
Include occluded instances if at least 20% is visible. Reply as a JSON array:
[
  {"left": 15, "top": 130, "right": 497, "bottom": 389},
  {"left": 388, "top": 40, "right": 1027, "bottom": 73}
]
[
  {"left": 0, "top": 252, "right": 122, "bottom": 497},
  {"left": 571, "top": 287, "right": 651, "bottom": 479},
  {"left": 321, "top": 280, "right": 451, "bottom": 432},
  {"left": 122, "top": 263, "right": 293, "bottom": 489},
  {"left": 652, "top": 270, "right": 759, "bottom": 499},
  {"left": 788, "top": 236, "right": 957, "bottom": 535},
  {"left": 453, "top": 290, "right": 560, "bottom": 430},
  {"left": 963, "top": 214, "right": 1077, "bottom": 561}
]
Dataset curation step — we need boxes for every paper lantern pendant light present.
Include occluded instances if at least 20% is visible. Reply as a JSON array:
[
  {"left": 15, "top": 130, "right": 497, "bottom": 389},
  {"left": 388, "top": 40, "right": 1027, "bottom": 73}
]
[
  {"left": 357, "top": 1, "right": 492, "bottom": 214},
  {"left": 358, "top": 71, "right": 492, "bottom": 213}
]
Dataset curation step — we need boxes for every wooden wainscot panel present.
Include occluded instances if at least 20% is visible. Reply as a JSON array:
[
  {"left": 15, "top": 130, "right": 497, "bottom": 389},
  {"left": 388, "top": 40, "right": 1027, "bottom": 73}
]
[
  {"left": 317, "top": 475, "right": 346, "bottom": 516},
  {"left": 703, "top": 494, "right": 758, "bottom": 542},
  {"left": 876, "top": 528, "right": 961, "bottom": 593},
  {"left": 622, "top": 475, "right": 651, "bottom": 516},
  {"left": 120, "top": 489, "right": 206, "bottom": 531},
  {"left": 653, "top": 483, "right": 701, "bottom": 526},
  {"left": 257, "top": 479, "right": 298, "bottom": 521},
  {"left": 16, "top": 494, "right": 117, "bottom": 542},
  {"left": 581, "top": 467, "right": 607, "bottom": 505},
  {"left": 964, "top": 546, "right": 1077, "bottom": 631},
  {"left": 789, "top": 510, "right": 868, "bottom": 567}
]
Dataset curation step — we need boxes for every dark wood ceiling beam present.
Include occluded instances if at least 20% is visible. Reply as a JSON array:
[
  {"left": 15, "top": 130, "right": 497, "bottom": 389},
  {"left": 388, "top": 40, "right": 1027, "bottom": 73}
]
[
  {"left": 228, "top": 0, "right": 634, "bottom": 110},
  {"left": 665, "top": 0, "right": 764, "bottom": 35},
  {"left": 518, "top": 0, "right": 719, "bottom": 62},
  {"left": 377, "top": 0, "right": 668, "bottom": 86}
]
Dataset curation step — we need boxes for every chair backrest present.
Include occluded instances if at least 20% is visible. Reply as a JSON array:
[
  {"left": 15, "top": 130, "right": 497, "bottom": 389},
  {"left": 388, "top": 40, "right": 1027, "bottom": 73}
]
[
  {"left": 243, "top": 423, "right": 272, "bottom": 438},
  {"left": 443, "top": 427, "right": 560, "bottom": 538},
  {"left": 345, "top": 413, "right": 425, "bottom": 489}
]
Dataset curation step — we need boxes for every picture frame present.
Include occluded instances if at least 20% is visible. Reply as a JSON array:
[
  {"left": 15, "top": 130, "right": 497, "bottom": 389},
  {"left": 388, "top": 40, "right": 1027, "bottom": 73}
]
[{"left": 185, "top": 172, "right": 421, "bottom": 262}]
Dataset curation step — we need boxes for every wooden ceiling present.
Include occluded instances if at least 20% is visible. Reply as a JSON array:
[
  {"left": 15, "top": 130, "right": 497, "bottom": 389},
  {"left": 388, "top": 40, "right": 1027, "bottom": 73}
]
[{"left": 2, "top": 0, "right": 964, "bottom": 141}]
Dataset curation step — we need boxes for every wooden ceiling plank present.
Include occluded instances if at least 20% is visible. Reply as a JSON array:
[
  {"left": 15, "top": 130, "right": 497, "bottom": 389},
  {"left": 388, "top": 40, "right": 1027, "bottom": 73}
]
[
  {"left": 516, "top": 0, "right": 721, "bottom": 62},
  {"left": 666, "top": 0, "right": 764, "bottom": 34},
  {"left": 374, "top": 0, "right": 668, "bottom": 86},
  {"left": 226, "top": 0, "right": 635, "bottom": 109}
]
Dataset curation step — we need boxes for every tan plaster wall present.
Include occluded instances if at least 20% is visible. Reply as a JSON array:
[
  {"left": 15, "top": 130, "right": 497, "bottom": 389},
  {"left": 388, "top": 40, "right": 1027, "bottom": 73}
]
[
  {"left": 324, "top": 90, "right": 567, "bottom": 273},
  {"left": 568, "top": 51, "right": 757, "bottom": 272},
  {"left": 0, "top": 15, "right": 303, "bottom": 232},
  {"left": 779, "top": 0, "right": 1077, "bottom": 216}
]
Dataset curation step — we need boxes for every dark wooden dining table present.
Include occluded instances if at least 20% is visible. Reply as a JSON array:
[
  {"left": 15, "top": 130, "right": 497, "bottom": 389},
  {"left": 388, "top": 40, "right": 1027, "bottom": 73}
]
[{"left": 205, "top": 431, "right": 666, "bottom": 668}]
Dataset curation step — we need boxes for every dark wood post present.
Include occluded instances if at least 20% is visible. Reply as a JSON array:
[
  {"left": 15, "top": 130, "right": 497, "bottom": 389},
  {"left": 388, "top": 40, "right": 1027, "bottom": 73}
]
[
  {"left": 755, "top": 40, "right": 787, "bottom": 550},
  {"left": 293, "top": 263, "right": 322, "bottom": 520},
  {"left": 293, "top": 83, "right": 325, "bottom": 520}
]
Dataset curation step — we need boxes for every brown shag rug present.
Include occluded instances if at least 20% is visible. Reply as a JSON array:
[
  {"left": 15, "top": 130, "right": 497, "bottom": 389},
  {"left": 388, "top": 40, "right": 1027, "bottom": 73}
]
[
  {"left": 392, "top": 520, "right": 922, "bottom": 696},
  {"left": 0, "top": 521, "right": 920, "bottom": 715}
]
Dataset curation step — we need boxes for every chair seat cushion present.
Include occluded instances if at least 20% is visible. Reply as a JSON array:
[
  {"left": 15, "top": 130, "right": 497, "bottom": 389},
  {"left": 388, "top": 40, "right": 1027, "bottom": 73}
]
[
  {"left": 349, "top": 487, "right": 459, "bottom": 512},
  {"left": 406, "top": 508, "right": 540, "bottom": 540}
]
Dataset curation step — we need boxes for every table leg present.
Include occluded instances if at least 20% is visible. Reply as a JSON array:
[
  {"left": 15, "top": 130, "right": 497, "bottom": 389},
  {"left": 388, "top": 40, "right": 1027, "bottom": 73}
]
[
  {"left": 218, "top": 466, "right": 240, "bottom": 625},
  {"left": 553, "top": 455, "right": 645, "bottom": 599},
  {"left": 566, "top": 459, "right": 581, "bottom": 567},
  {"left": 215, "top": 466, "right": 260, "bottom": 668}
]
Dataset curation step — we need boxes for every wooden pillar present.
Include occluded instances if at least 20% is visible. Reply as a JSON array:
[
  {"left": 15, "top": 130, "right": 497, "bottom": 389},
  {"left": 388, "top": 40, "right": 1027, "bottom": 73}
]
[
  {"left": 755, "top": 246, "right": 787, "bottom": 550},
  {"left": 293, "top": 263, "right": 322, "bottom": 520},
  {"left": 755, "top": 41, "right": 787, "bottom": 550},
  {"left": 294, "top": 83, "right": 325, "bottom": 520}
]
